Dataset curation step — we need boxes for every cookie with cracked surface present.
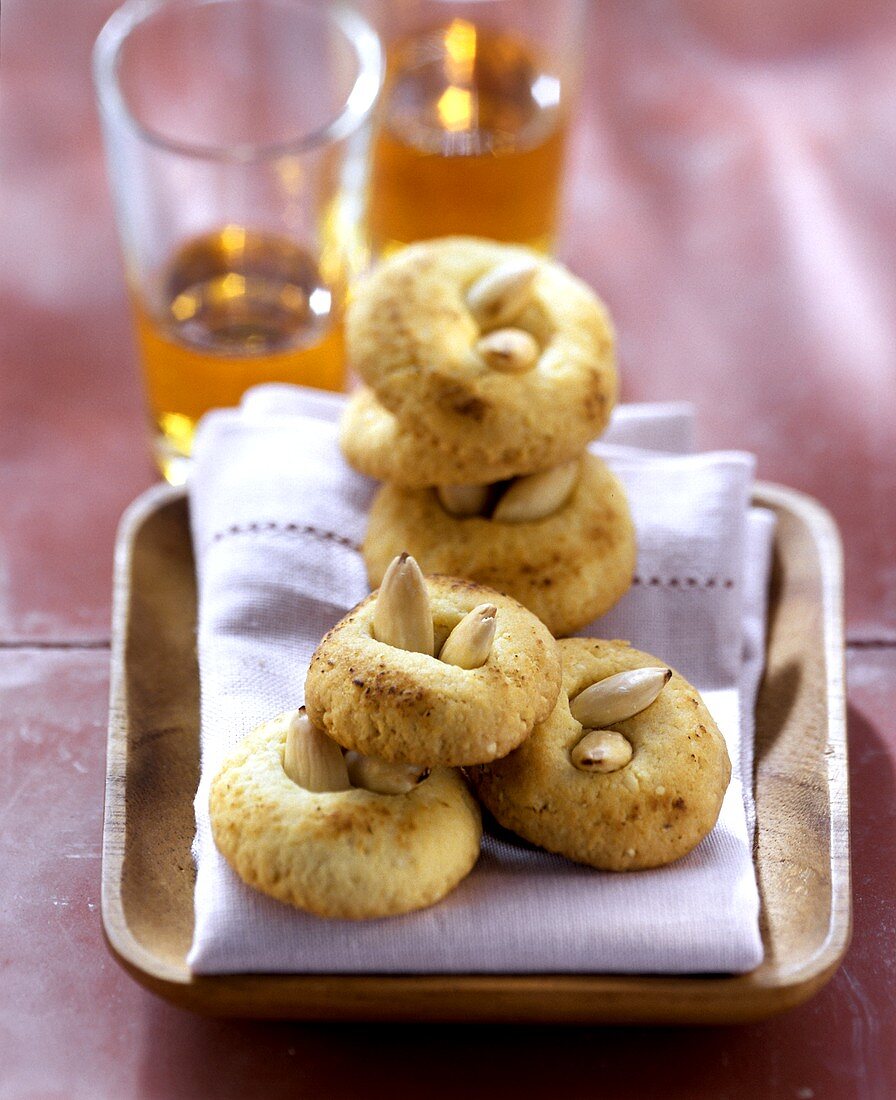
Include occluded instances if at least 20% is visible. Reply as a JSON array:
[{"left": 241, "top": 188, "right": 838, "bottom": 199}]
[
  {"left": 470, "top": 638, "right": 731, "bottom": 871},
  {"left": 209, "top": 710, "right": 482, "bottom": 919},
  {"left": 363, "top": 453, "right": 636, "bottom": 637},
  {"left": 344, "top": 237, "right": 617, "bottom": 482},
  {"left": 304, "top": 576, "right": 562, "bottom": 767}
]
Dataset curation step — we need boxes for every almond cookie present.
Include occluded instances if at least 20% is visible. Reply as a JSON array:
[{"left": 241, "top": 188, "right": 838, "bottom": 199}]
[
  {"left": 470, "top": 638, "right": 731, "bottom": 871},
  {"left": 304, "top": 561, "right": 561, "bottom": 767},
  {"left": 209, "top": 709, "right": 482, "bottom": 919},
  {"left": 344, "top": 237, "right": 617, "bottom": 485},
  {"left": 363, "top": 453, "right": 636, "bottom": 638}
]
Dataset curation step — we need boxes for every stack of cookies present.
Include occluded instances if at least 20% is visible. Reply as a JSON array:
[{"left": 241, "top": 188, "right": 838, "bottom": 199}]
[
  {"left": 206, "top": 237, "right": 732, "bottom": 924},
  {"left": 209, "top": 554, "right": 732, "bottom": 919},
  {"left": 339, "top": 237, "right": 637, "bottom": 637}
]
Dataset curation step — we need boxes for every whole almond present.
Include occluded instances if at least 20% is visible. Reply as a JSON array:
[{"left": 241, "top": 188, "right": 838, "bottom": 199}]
[
  {"left": 465, "top": 258, "right": 539, "bottom": 329},
  {"left": 569, "top": 667, "right": 672, "bottom": 729},
  {"left": 437, "top": 484, "right": 490, "bottom": 517},
  {"left": 571, "top": 729, "right": 633, "bottom": 774},
  {"left": 345, "top": 752, "right": 428, "bottom": 795},
  {"left": 476, "top": 328, "right": 539, "bottom": 374},
  {"left": 284, "top": 707, "right": 351, "bottom": 792},
  {"left": 373, "top": 552, "right": 435, "bottom": 656},
  {"left": 491, "top": 460, "right": 579, "bottom": 524},
  {"left": 439, "top": 604, "right": 498, "bottom": 669}
]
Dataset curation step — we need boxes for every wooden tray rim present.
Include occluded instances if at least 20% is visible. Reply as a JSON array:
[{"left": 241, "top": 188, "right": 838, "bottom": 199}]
[{"left": 101, "top": 480, "right": 850, "bottom": 1023}]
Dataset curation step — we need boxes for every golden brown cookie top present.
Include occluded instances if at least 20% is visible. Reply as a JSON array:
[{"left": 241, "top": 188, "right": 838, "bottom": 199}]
[
  {"left": 343, "top": 238, "right": 617, "bottom": 483},
  {"left": 304, "top": 570, "right": 562, "bottom": 767},
  {"left": 471, "top": 638, "right": 732, "bottom": 871}
]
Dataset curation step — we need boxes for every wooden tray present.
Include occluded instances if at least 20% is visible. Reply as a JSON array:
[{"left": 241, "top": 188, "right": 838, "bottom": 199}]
[{"left": 102, "top": 482, "right": 850, "bottom": 1023}]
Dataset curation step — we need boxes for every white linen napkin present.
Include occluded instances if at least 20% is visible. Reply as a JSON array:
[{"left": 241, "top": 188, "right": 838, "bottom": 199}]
[{"left": 186, "top": 385, "right": 772, "bottom": 975}]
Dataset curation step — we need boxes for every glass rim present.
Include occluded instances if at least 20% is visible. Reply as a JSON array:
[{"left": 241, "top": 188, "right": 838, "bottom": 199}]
[{"left": 93, "top": 0, "right": 384, "bottom": 164}]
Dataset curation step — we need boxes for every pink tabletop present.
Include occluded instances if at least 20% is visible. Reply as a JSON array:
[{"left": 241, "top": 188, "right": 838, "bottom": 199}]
[{"left": 1, "top": 1, "right": 894, "bottom": 1096}]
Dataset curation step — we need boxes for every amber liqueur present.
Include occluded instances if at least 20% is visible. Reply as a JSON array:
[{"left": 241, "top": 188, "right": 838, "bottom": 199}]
[
  {"left": 368, "top": 19, "right": 568, "bottom": 254},
  {"left": 132, "top": 226, "right": 344, "bottom": 466}
]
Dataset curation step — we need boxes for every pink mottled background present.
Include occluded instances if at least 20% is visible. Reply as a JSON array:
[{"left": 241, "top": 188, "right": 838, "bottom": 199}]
[{"left": 0, "top": 1, "right": 894, "bottom": 1097}]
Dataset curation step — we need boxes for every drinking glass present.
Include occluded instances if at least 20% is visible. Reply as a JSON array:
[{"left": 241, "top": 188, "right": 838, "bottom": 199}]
[
  {"left": 364, "top": 0, "right": 586, "bottom": 257},
  {"left": 94, "top": 0, "right": 383, "bottom": 483}
]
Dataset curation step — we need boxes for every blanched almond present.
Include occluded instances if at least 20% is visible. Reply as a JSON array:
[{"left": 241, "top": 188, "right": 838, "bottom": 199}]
[
  {"left": 437, "top": 484, "right": 490, "bottom": 517},
  {"left": 439, "top": 604, "right": 497, "bottom": 670},
  {"left": 571, "top": 729, "right": 633, "bottom": 774},
  {"left": 475, "top": 328, "right": 539, "bottom": 373},
  {"left": 373, "top": 552, "right": 434, "bottom": 656},
  {"left": 465, "top": 258, "right": 539, "bottom": 329},
  {"left": 569, "top": 667, "right": 672, "bottom": 729},
  {"left": 284, "top": 708, "right": 351, "bottom": 792},
  {"left": 345, "top": 752, "right": 428, "bottom": 795},
  {"left": 491, "top": 460, "right": 579, "bottom": 524}
]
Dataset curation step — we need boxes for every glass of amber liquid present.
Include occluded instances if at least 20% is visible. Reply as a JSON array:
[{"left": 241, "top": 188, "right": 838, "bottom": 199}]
[
  {"left": 94, "top": 0, "right": 383, "bottom": 482},
  {"left": 366, "top": 0, "right": 585, "bottom": 256}
]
